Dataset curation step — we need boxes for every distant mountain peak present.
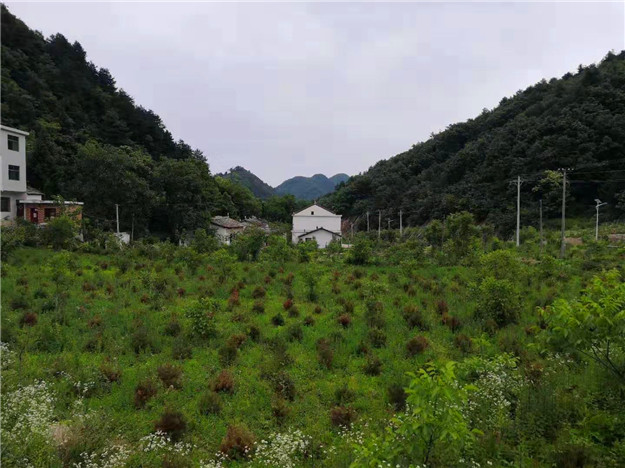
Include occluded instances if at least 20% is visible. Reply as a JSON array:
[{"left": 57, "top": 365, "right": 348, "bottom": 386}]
[{"left": 275, "top": 173, "right": 350, "bottom": 200}]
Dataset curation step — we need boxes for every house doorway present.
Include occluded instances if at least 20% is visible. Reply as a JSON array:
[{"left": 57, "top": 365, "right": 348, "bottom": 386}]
[{"left": 30, "top": 207, "right": 38, "bottom": 223}]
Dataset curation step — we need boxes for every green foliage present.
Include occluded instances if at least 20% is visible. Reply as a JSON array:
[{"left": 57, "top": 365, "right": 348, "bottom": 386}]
[
  {"left": 347, "top": 237, "right": 372, "bottom": 265},
  {"left": 476, "top": 277, "right": 521, "bottom": 327},
  {"left": 190, "top": 228, "right": 219, "bottom": 254},
  {"left": 231, "top": 227, "right": 267, "bottom": 261},
  {"left": 352, "top": 362, "right": 477, "bottom": 466},
  {"left": 41, "top": 215, "right": 77, "bottom": 250},
  {"left": 260, "top": 235, "right": 292, "bottom": 263},
  {"left": 541, "top": 270, "right": 625, "bottom": 381},
  {"left": 184, "top": 298, "right": 218, "bottom": 339}
]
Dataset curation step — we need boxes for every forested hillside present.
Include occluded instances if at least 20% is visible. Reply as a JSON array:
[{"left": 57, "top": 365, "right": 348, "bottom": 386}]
[
  {"left": 218, "top": 166, "right": 276, "bottom": 199},
  {"left": 276, "top": 173, "right": 350, "bottom": 200},
  {"left": 324, "top": 51, "right": 625, "bottom": 233},
  {"left": 0, "top": 5, "right": 284, "bottom": 238}
]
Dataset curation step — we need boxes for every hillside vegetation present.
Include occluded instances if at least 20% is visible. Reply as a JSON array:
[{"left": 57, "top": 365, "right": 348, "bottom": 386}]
[
  {"left": 0, "top": 5, "right": 301, "bottom": 236},
  {"left": 324, "top": 51, "right": 625, "bottom": 233},
  {"left": 276, "top": 173, "right": 350, "bottom": 200},
  {"left": 218, "top": 167, "right": 276, "bottom": 200},
  {"left": 2, "top": 216, "right": 625, "bottom": 467}
]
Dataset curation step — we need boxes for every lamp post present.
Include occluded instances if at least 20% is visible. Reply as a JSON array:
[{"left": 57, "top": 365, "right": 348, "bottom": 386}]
[{"left": 594, "top": 199, "right": 607, "bottom": 241}]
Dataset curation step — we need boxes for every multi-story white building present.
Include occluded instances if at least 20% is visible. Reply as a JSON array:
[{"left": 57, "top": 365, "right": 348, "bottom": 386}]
[
  {"left": 1, "top": 124, "right": 83, "bottom": 224},
  {"left": 1, "top": 125, "right": 32, "bottom": 221},
  {"left": 291, "top": 204, "right": 342, "bottom": 248}
]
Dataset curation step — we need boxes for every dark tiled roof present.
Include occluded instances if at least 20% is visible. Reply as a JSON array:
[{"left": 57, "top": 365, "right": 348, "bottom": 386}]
[
  {"left": 298, "top": 227, "right": 342, "bottom": 238},
  {"left": 211, "top": 216, "right": 245, "bottom": 229}
]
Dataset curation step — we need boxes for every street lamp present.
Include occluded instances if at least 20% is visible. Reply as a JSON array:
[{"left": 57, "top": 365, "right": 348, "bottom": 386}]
[{"left": 594, "top": 199, "right": 607, "bottom": 241}]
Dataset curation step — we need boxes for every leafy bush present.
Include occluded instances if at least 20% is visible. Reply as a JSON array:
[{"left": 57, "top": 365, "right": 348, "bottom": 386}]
[
  {"left": 368, "top": 328, "right": 387, "bottom": 348},
  {"left": 337, "top": 314, "right": 352, "bottom": 328},
  {"left": 42, "top": 215, "right": 78, "bottom": 250},
  {"left": 347, "top": 237, "right": 372, "bottom": 265},
  {"left": 271, "top": 314, "right": 285, "bottom": 327},
  {"left": 403, "top": 305, "right": 427, "bottom": 330},
  {"left": 387, "top": 382, "right": 407, "bottom": 411},
  {"left": 363, "top": 355, "right": 383, "bottom": 375},
  {"left": 172, "top": 339, "right": 192, "bottom": 360},
  {"left": 317, "top": 338, "right": 334, "bottom": 369},
  {"left": 184, "top": 298, "right": 217, "bottom": 339},
  {"left": 476, "top": 277, "right": 521, "bottom": 327}
]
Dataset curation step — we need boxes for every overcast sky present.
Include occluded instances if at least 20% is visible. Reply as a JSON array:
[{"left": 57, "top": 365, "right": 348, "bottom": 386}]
[{"left": 6, "top": 1, "right": 625, "bottom": 186}]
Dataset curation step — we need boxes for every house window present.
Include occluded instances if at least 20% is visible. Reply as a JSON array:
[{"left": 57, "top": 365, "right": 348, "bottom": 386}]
[
  {"left": 44, "top": 208, "right": 57, "bottom": 220},
  {"left": 8, "top": 165, "right": 20, "bottom": 181},
  {"left": 7, "top": 135, "right": 19, "bottom": 151},
  {"left": 1, "top": 197, "right": 9, "bottom": 212}
]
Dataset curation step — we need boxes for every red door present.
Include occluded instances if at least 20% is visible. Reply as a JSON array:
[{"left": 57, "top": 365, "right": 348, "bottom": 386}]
[{"left": 30, "top": 208, "right": 38, "bottom": 223}]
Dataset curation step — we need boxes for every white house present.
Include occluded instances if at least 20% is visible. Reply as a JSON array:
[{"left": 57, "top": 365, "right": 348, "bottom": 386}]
[
  {"left": 291, "top": 204, "right": 342, "bottom": 248},
  {"left": 211, "top": 215, "right": 246, "bottom": 245},
  {"left": 1, "top": 125, "right": 83, "bottom": 225}
]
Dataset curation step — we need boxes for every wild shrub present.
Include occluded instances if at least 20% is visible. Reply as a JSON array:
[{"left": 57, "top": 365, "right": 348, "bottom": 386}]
[
  {"left": 11, "top": 296, "right": 29, "bottom": 310},
  {"left": 286, "top": 324, "right": 303, "bottom": 342},
  {"left": 365, "top": 301, "right": 385, "bottom": 328},
  {"left": 219, "top": 343, "right": 238, "bottom": 366},
  {"left": 288, "top": 305, "right": 300, "bottom": 317},
  {"left": 248, "top": 325, "right": 261, "bottom": 342},
  {"left": 252, "top": 301, "right": 265, "bottom": 314},
  {"left": 271, "top": 314, "right": 285, "bottom": 326},
  {"left": 227, "top": 334, "right": 247, "bottom": 349},
  {"left": 347, "top": 238, "right": 372, "bottom": 265},
  {"left": 272, "top": 398, "right": 291, "bottom": 425},
  {"left": 303, "top": 316, "right": 315, "bottom": 326},
  {"left": 403, "top": 305, "right": 428, "bottom": 330},
  {"left": 228, "top": 289, "right": 240, "bottom": 309},
  {"left": 219, "top": 424, "right": 255, "bottom": 460},
  {"left": 252, "top": 286, "right": 266, "bottom": 299},
  {"left": 157, "top": 363, "right": 182, "bottom": 389},
  {"left": 442, "top": 314, "right": 461, "bottom": 333},
  {"left": 332, "top": 284, "right": 341, "bottom": 294},
  {"left": 317, "top": 338, "right": 334, "bottom": 369},
  {"left": 454, "top": 334, "right": 473, "bottom": 354},
  {"left": 172, "top": 339, "right": 192, "bottom": 360},
  {"left": 363, "top": 355, "right": 382, "bottom": 376},
  {"left": 131, "top": 326, "right": 152, "bottom": 354},
  {"left": 154, "top": 410, "right": 187, "bottom": 442},
  {"left": 368, "top": 328, "right": 387, "bottom": 348},
  {"left": 476, "top": 277, "right": 521, "bottom": 327},
  {"left": 100, "top": 362, "right": 121, "bottom": 383},
  {"left": 330, "top": 406, "right": 357, "bottom": 427},
  {"left": 338, "top": 314, "right": 352, "bottom": 328},
  {"left": 355, "top": 341, "right": 370, "bottom": 356},
  {"left": 20, "top": 311, "right": 38, "bottom": 327},
  {"left": 343, "top": 300, "right": 354, "bottom": 314},
  {"left": 314, "top": 305, "right": 323, "bottom": 314},
  {"left": 406, "top": 336, "right": 429, "bottom": 357},
  {"left": 283, "top": 299, "right": 293, "bottom": 311},
  {"left": 198, "top": 391, "right": 221, "bottom": 415},
  {"left": 87, "top": 315, "right": 102, "bottom": 328},
  {"left": 283, "top": 273, "right": 294, "bottom": 286},
  {"left": 387, "top": 383, "right": 407, "bottom": 411},
  {"left": 436, "top": 300, "right": 449, "bottom": 315},
  {"left": 164, "top": 318, "right": 181, "bottom": 337},
  {"left": 334, "top": 384, "right": 356, "bottom": 406},
  {"left": 184, "top": 298, "right": 217, "bottom": 339},
  {"left": 134, "top": 379, "right": 157, "bottom": 408},
  {"left": 214, "top": 370, "right": 235, "bottom": 394},
  {"left": 272, "top": 371, "right": 296, "bottom": 401}
]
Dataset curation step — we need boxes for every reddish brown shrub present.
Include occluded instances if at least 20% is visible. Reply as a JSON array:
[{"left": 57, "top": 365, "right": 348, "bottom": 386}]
[
  {"left": 177, "top": 287, "right": 185, "bottom": 297},
  {"left": 219, "top": 424, "right": 255, "bottom": 460},
  {"left": 406, "top": 336, "right": 429, "bottom": 357},
  {"left": 87, "top": 315, "right": 102, "bottom": 328},
  {"left": 20, "top": 312, "right": 38, "bottom": 327},
  {"left": 264, "top": 275, "right": 272, "bottom": 284},
  {"left": 227, "top": 334, "right": 247, "bottom": 349},
  {"left": 454, "top": 334, "right": 473, "bottom": 354},
  {"left": 317, "top": 338, "right": 334, "bottom": 369},
  {"left": 283, "top": 299, "right": 293, "bottom": 311},
  {"left": 214, "top": 370, "right": 235, "bottom": 394},
  {"left": 134, "top": 379, "right": 157, "bottom": 408},
  {"left": 436, "top": 300, "right": 449, "bottom": 315},
  {"left": 330, "top": 406, "right": 357, "bottom": 427},
  {"left": 314, "top": 305, "right": 323, "bottom": 314},
  {"left": 140, "top": 294, "right": 149, "bottom": 304},
  {"left": 338, "top": 314, "right": 352, "bottom": 328},
  {"left": 252, "top": 286, "right": 266, "bottom": 299},
  {"left": 228, "top": 290, "right": 240, "bottom": 309}
]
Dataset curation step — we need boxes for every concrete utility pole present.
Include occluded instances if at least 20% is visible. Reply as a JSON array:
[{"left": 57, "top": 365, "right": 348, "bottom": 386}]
[
  {"left": 366, "top": 211, "right": 370, "bottom": 232},
  {"left": 378, "top": 210, "right": 381, "bottom": 239},
  {"left": 387, "top": 218, "right": 391, "bottom": 230},
  {"left": 351, "top": 222, "right": 354, "bottom": 239},
  {"left": 595, "top": 199, "right": 607, "bottom": 241},
  {"left": 539, "top": 199, "right": 543, "bottom": 257},
  {"left": 115, "top": 204, "right": 120, "bottom": 234},
  {"left": 516, "top": 176, "right": 522, "bottom": 247},
  {"left": 400, "top": 210, "right": 403, "bottom": 237},
  {"left": 559, "top": 169, "right": 567, "bottom": 258}
]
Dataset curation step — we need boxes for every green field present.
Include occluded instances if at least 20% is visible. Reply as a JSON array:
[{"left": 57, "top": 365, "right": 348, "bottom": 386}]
[{"left": 2, "top": 220, "right": 624, "bottom": 467}]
